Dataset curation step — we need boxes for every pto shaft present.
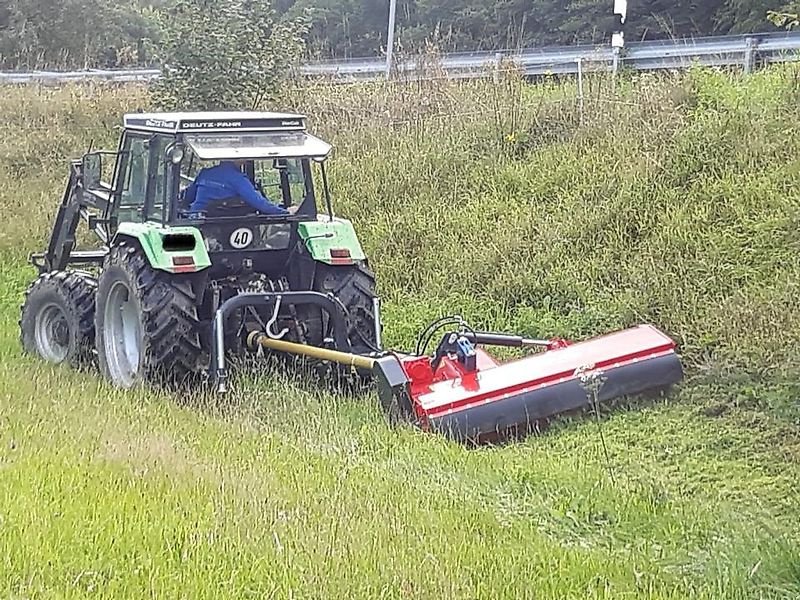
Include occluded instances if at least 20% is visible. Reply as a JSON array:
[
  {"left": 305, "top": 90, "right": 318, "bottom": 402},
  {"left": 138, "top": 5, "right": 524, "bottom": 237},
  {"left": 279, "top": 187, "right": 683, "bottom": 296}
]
[{"left": 247, "top": 331, "right": 376, "bottom": 370}]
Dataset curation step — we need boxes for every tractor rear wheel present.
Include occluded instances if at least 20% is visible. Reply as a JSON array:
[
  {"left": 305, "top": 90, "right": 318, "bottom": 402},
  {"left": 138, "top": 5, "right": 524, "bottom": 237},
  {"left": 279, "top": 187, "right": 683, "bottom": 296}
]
[
  {"left": 95, "top": 241, "right": 203, "bottom": 388},
  {"left": 314, "top": 262, "right": 379, "bottom": 354},
  {"left": 19, "top": 270, "right": 97, "bottom": 368}
]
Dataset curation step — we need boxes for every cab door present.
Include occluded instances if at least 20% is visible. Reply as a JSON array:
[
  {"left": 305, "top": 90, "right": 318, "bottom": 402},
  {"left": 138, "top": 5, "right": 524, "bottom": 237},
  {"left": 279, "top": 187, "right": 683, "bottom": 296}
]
[{"left": 111, "top": 131, "right": 172, "bottom": 227}]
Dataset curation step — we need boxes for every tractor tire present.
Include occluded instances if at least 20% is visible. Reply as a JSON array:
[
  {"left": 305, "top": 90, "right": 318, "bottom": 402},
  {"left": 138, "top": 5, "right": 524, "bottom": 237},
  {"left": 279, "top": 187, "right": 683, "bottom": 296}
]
[
  {"left": 314, "top": 262, "right": 379, "bottom": 354},
  {"left": 95, "top": 241, "right": 203, "bottom": 389},
  {"left": 19, "top": 270, "right": 97, "bottom": 368}
]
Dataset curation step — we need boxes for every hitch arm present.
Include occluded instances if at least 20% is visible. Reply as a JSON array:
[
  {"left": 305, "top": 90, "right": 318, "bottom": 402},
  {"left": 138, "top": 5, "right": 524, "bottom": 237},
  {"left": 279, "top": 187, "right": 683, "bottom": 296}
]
[{"left": 210, "top": 291, "right": 353, "bottom": 392}]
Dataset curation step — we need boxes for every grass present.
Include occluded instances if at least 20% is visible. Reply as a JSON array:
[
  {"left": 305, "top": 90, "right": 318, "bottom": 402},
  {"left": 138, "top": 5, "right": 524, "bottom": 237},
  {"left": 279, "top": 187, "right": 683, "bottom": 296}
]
[{"left": 1, "top": 67, "right": 799, "bottom": 598}]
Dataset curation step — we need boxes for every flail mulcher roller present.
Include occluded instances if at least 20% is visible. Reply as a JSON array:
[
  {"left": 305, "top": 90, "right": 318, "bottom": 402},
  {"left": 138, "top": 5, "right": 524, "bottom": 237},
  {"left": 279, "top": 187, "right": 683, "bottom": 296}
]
[{"left": 21, "top": 110, "right": 684, "bottom": 444}]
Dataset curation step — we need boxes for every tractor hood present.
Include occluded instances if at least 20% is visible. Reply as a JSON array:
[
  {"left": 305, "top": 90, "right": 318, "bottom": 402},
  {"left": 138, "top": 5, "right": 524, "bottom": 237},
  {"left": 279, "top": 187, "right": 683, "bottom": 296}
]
[{"left": 184, "top": 131, "right": 332, "bottom": 160}]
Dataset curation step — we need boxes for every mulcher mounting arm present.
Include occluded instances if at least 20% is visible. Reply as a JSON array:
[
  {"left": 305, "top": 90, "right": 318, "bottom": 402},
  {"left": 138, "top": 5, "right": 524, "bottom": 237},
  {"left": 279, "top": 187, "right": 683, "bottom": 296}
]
[{"left": 210, "top": 290, "right": 357, "bottom": 393}]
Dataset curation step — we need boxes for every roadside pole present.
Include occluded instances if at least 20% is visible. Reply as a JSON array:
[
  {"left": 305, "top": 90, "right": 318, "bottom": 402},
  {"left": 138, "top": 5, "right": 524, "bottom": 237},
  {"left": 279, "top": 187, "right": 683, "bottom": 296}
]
[
  {"left": 386, "top": 0, "right": 397, "bottom": 79},
  {"left": 612, "top": 0, "right": 627, "bottom": 85}
]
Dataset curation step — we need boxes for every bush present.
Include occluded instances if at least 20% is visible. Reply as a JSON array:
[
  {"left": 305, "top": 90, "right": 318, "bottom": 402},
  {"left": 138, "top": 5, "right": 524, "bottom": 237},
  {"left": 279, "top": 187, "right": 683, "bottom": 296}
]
[{"left": 150, "top": 0, "right": 309, "bottom": 110}]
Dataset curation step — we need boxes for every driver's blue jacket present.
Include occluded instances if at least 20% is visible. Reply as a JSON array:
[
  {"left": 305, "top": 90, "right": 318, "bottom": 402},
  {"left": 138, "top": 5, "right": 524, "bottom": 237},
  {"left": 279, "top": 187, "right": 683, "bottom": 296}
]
[{"left": 185, "top": 161, "right": 288, "bottom": 215}]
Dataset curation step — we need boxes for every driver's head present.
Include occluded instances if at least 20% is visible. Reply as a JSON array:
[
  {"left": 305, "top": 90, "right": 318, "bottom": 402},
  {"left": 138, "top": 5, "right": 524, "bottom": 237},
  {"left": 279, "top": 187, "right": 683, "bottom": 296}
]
[{"left": 219, "top": 159, "right": 246, "bottom": 167}]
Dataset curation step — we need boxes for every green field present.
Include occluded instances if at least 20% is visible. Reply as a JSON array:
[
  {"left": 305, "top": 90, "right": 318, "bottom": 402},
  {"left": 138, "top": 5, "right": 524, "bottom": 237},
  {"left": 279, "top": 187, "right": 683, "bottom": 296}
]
[{"left": 1, "top": 68, "right": 799, "bottom": 598}]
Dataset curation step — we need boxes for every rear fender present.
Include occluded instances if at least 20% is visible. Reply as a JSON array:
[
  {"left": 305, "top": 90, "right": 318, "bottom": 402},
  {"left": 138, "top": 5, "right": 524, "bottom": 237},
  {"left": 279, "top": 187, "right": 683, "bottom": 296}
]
[
  {"left": 298, "top": 218, "right": 366, "bottom": 266},
  {"left": 112, "top": 222, "right": 211, "bottom": 274}
]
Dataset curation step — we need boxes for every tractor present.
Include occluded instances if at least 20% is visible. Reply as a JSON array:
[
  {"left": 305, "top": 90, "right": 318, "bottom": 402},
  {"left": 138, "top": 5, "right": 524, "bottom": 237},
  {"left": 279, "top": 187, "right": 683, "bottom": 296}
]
[
  {"left": 21, "top": 112, "right": 379, "bottom": 390},
  {"left": 20, "top": 111, "right": 684, "bottom": 444}
]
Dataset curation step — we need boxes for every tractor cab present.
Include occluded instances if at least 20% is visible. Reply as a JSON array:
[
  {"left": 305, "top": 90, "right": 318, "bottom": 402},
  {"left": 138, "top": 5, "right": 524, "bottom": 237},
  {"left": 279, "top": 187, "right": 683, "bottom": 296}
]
[
  {"left": 35, "top": 111, "right": 361, "bottom": 281},
  {"left": 90, "top": 111, "right": 333, "bottom": 228}
]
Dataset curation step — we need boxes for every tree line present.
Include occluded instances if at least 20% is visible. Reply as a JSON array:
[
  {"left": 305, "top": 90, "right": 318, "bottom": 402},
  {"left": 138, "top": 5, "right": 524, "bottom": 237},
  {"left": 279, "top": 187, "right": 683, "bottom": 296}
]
[{"left": 1, "top": 0, "right": 797, "bottom": 70}]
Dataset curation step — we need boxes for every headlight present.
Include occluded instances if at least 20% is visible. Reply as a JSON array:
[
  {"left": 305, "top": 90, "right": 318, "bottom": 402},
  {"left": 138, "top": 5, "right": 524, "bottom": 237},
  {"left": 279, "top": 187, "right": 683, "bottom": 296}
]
[{"left": 166, "top": 143, "right": 185, "bottom": 165}]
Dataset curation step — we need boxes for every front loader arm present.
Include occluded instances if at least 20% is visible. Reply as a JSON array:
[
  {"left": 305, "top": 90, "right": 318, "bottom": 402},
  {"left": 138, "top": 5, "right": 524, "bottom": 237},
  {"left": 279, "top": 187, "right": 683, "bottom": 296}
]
[{"left": 32, "top": 159, "right": 112, "bottom": 273}]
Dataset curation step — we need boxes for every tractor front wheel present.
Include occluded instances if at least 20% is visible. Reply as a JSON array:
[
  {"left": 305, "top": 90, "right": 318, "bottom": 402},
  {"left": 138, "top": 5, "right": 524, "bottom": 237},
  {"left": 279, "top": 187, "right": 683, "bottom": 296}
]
[
  {"left": 19, "top": 270, "right": 97, "bottom": 367},
  {"left": 95, "top": 241, "right": 203, "bottom": 388}
]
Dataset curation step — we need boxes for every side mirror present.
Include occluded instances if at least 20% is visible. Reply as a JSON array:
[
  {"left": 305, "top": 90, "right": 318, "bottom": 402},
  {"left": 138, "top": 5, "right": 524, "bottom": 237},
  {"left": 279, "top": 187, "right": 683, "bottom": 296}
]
[{"left": 81, "top": 154, "right": 102, "bottom": 190}]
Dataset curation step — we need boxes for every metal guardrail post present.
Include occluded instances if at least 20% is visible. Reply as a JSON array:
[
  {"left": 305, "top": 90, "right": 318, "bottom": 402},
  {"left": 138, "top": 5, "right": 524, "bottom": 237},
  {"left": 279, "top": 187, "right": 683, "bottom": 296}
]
[
  {"left": 612, "top": 46, "right": 622, "bottom": 88},
  {"left": 744, "top": 37, "right": 759, "bottom": 74},
  {"left": 576, "top": 58, "right": 585, "bottom": 124}
]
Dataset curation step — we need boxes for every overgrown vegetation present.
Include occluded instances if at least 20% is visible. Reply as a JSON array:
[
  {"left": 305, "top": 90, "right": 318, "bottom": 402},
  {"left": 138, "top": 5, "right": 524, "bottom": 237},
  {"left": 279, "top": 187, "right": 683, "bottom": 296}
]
[
  {"left": 1, "top": 0, "right": 796, "bottom": 69},
  {"left": 150, "top": 0, "right": 308, "bottom": 110},
  {"left": 0, "top": 67, "right": 799, "bottom": 597},
  {"left": 769, "top": 7, "right": 800, "bottom": 28},
  {"left": 0, "top": 0, "right": 161, "bottom": 69}
]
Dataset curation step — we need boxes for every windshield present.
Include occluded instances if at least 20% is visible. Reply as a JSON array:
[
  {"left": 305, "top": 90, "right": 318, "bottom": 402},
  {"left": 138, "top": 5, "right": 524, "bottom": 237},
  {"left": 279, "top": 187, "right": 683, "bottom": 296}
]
[
  {"left": 178, "top": 150, "right": 311, "bottom": 215},
  {"left": 183, "top": 131, "right": 331, "bottom": 160}
]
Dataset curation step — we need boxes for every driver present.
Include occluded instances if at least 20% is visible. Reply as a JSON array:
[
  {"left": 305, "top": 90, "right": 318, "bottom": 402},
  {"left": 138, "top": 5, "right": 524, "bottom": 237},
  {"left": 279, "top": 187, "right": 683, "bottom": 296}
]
[{"left": 184, "top": 159, "right": 290, "bottom": 216}]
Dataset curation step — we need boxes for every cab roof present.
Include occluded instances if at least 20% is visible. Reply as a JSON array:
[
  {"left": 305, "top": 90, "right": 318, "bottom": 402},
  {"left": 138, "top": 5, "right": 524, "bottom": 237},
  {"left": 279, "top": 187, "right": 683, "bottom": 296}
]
[{"left": 123, "top": 111, "right": 307, "bottom": 134}]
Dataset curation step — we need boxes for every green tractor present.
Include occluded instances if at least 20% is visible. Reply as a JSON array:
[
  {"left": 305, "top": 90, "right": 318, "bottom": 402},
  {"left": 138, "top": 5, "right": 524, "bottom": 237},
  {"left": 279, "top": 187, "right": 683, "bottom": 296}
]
[{"left": 20, "top": 112, "right": 381, "bottom": 390}]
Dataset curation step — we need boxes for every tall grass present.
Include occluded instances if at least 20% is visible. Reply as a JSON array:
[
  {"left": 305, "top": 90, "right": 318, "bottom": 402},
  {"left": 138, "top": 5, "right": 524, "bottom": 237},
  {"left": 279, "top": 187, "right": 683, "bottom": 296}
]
[
  {"left": 3, "top": 69, "right": 798, "bottom": 378},
  {"left": 285, "top": 68, "right": 800, "bottom": 384},
  {"left": 0, "top": 68, "right": 799, "bottom": 598}
]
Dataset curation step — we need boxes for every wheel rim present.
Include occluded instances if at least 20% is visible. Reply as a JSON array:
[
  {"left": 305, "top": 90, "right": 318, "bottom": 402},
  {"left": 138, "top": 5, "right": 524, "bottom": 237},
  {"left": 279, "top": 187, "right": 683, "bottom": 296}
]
[
  {"left": 103, "top": 280, "right": 142, "bottom": 387},
  {"left": 34, "top": 303, "right": 70, "bottom": 362}
]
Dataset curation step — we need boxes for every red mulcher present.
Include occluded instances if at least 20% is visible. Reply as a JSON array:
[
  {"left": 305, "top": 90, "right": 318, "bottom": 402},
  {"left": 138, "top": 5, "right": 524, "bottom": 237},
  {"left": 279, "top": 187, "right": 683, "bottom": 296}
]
[
  {"left": 246, "top": 315, "right": 684, "bottom": 444},
  {"left": 382, "top": 324, "right": 682, "bottom": 442}
]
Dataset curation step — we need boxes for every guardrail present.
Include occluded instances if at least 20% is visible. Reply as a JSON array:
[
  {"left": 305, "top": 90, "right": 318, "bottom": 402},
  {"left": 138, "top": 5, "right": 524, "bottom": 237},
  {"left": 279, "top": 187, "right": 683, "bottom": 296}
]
[
  {"left": 2, "top": 31, "right": 799, "bottom": 85},
  {"left": 0, "top": 68, "right": 161, "bottom": 84}
]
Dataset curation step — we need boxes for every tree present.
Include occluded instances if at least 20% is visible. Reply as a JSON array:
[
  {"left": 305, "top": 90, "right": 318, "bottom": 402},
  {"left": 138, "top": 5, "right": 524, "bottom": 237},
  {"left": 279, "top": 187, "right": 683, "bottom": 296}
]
[
  {"left": 279, "top": 0, "right": 762, "bottom": 57},
  {"left": 1, "top": 0, "right": 796, "bottom": 69},
  {"left": 0, "top": 0, "right": 160, "bottom": 69},
  {"left": 404, "top": 0, "right": 538, "bottom": 51},
  {"left": 283, "top": 0, "right": 395, "bottom": 58},
  {"left": 768, "top": 1, "right": 800, "bottom": 29},
  {"left": 716, "top": 0, "right": 778, "bottom": 33},
  {"left": 150, "top": 0, "right": 309, "bottom": 110}
]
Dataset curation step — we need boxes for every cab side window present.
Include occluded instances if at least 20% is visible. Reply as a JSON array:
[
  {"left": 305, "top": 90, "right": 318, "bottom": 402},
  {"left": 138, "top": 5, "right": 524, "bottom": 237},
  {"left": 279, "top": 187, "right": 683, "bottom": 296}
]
[
  {"left": 118, "top": 134, "right": 149, "bottom": 222},
  {"left": 116, "top": 133, "right": 171, "bottom": 223},
  {"left": 148, "top": 135, "right": 171, "bottom": 221}
]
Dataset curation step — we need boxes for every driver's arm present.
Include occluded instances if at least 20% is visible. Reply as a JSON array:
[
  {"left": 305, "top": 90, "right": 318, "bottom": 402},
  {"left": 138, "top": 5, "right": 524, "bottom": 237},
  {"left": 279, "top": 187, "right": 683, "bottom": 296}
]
[{"left": 231, "top": 173, "right": 288, "bottom": 216}]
